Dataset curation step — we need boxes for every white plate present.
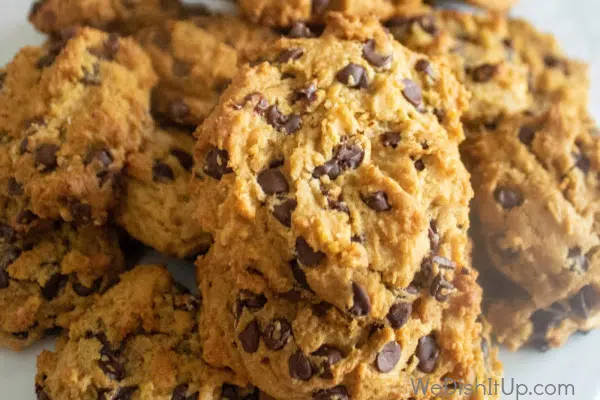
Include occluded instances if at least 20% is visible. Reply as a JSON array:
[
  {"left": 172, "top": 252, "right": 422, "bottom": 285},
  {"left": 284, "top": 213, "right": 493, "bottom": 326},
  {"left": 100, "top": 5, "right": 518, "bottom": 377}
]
[{"left": 1, "top": 1, "right": 599, "bottom": 399}]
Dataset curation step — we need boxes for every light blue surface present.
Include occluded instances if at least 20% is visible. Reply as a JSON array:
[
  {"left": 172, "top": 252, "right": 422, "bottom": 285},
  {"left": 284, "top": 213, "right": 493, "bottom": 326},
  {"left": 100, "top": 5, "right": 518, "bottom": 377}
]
[{"left": 1, "top": 1, "right": 599, "bottom": 399}]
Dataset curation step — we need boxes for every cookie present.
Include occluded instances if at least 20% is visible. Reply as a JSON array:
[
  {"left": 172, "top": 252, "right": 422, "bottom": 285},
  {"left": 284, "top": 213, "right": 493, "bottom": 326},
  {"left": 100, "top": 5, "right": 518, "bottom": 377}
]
[
  {"left": 35, "top": 265, "right": 265, "bottom": 400},
  {"left": 508, "top": 18, "right": 589, "bottom": 111},
  {"left": 463, "top": 101, "right": 600, "bottom": 350},
  {"left": 191, "top": 13, "right": 496, "bottom": 399},
  {"left": 0, "top": 207, "right": 124, "bottom": 350},
  {"left": 238, "top": 0, "right": 423, "bottom": 27},
  {"left": 116, "top": 126, "right": 212, "bottom": 258},
  {"left": 29, "top": 0, "right": 183, "bottom": 35},
  {"left": 138, "top": 17, "right": 277, "bottom": 126},
  {"left": 0, "top": 28, "right": 156, "bottom": 225},
  {"left": 387, "top": 9, "right": 532, "bottom": 126}
]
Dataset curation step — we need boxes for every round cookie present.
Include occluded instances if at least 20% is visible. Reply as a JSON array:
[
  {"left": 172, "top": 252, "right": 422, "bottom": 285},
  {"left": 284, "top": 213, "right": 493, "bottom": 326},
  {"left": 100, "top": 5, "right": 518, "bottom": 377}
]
[
  {"left": 29, "top": 0, "right": 183, "bottom": 35},
  {"left": 0, "top": 28, "right": 156, "bottom": 226},
  {"left": 138, "top": 18, "right": 277, "bottom": 127},
  {"left": 117, "top": 126, "right": 212, "bottom": 259},
  {"left": 0, "top": 211, "right": 124, "bottom": 350},
  {"left": 463, "top": 101, "right": 600, "bottom": 350},
  {"left": 192, "top": 13, "right": 493, "bottom": 399},
  {"left": 36, "top": 265, "right": 264, "bottom": 400},
  {"left": 238, "top": 0, "right": 423, "bottom": 28},
  {"left": 386, "top": 9, "right": 532, "bottom": 126}
]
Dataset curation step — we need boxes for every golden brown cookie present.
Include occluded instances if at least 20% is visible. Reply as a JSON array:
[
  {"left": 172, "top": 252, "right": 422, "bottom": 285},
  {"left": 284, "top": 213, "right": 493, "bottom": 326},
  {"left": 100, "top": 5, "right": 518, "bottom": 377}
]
[
  {"left": 117, "top": 126, "right": 212, "bottom": 258},
  {"left": 0, "top": 28, "right": 156, "bottom": 226},
  {"left": 35, "top": 265, "right": 264, "bottom": 399}
]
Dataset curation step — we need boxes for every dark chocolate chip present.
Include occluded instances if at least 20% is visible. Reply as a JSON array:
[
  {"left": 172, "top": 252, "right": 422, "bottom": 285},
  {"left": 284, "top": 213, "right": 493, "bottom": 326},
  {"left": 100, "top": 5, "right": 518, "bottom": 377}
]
[
  {"left": 204, "top": 147, "right": 233, "bottom": 180},
  {"left": 295, "top": 237, "right": 325, "bottom": 266},
  {"left": 220, "top": 384, "right": 240, "bottom": 400},
  {"left": 98, "top": 347, "right": 125, "bottom": 381},
  {"left": 414, "top": 159, "right": 425, "bottom": 171},
  {"left": 172, "top": 59, "right": 192, "bottom": 77},
  {"left": 361, "top": 191, "right": 391, "bottom": 212},
  {"left": 273, "top": 199, "right": 297, "bottom": 227},
  {"left": 415, "top": 59, "right": 434, "bottom": 78},
  {"left": 257, "top": 169, "right": 289, "bottom": 195},
  {"left": 432, "top": 255, "right": 456, "bottom": 270},
  {"left": 312, "top": 0, "right": 330, "bottom": 15},
  {"left": 376, "top": 341, "right": 401, "bottom": 373},
  {"left": 335, "top": 143, "right": 364, "bottom": 170},
  {"left": 36, "top": 52, "right": 57, "bottom": 69},
  {"left": 171, "top": 383, "right": 198, "bottom": 400},
  {"left": 279, "top": 48, "right": 304, "bottom": 63},
  {"left": 567, "top": 247, "right": 589, "bottom": 273},
  {"left": 82, "top": 63, "right": 102, "bottom": 85},
  {"left": 153, "top": 161, "right": 175, "bottom": 182},
  {"left": 312, "top": 345, "right": 343, "bottom": 368},
  {"left": 7, "top": 177, "right": 23, "bottom": 196},
  {"left": 313, "top": 160, "right": 340, "bottom": 180},
  {"left": 433, "top": 108, "right": 445, "bottom": 123},
  {"left": 170, "top": 148, "right": 194, "bottom": 171},
  {"left": 293, "top": 83, "right": 318, "bottom": 103},
  {"left": 85, "top": 148, "right": 113, "bottom": 168},
  {"left": 569, "top": 285, "right": 599, "bottom": 319},
  {"left": 237, "top": 92, "right": 269, "bottom": 114},
  {"left": 494, "top": 186, "right": 523, "bottom": 209},
  {"left": 280, "top": 290, "right": 303, "bottom": 302},
  {"left": 168, "top": 99, "right": 190, "bottom": 122},
  {"left": 239, "top": 319, "right": 261, "bottom": 353},
  {"left": 290, "top": 258, "right": 311, "bottom": 289},
  {"left": 238, "top": 290, "right": 268, "bottom": 312},
  {"left": 288, "top": 22, "right": 315, "bottom": 38},
  {"left": 349, "top": 282, "right": 370, "bottom": 317},
  {"left": 42, "top": 274, "right": 68, "bottom": 300},
  {"left": 416, "top": 335, "right": 439, "bottom": 373},
  {"left": 387, "top": 302, "right": 412, "bottom": 329},
  {"left": 470, "top": 64, "right": 499, "bottom": 83},
  {"left": 336, "top": 64, "right": 368, "bottom": 89},
  {"left": 530, "top": 304, "right": 568, "bottom": 348},
  {"left": 262, "top": 318, "right": 292, "bottom": 350},
  {"left": 362, "top": 39, "right": 391, "bottom": 67},
  {"left": 266, "top": 105, "right": 302, "bottom": 134},
  {"left": 573, "top": 150, "right": 591, "bottom": 174},
  {"left": 289, "top": 350, "right": 313, "bottom": 381},
  {"left": 381, "top": 132, "right": 401, "bottom": 148},
  {"left": 72, "top": 278, "right": 102, "bottom": 297},
  {"left": 16, "top": 210, "right": 37, "bottom": 225},
  {"left": 401, "top": 79, "right": 422, "bottom": 108},
  {"left": 430, "top": 273, "right": 454, "bottom": 302},
  {"left": 112, "top": 386, "right": 138, "bottom": 400},
  {"left": 328, "top": 199, "right": 349, "bottom": 214},
  {"left": 35, "top": 384, "right": 50, "bottom": 400},
  {"left": 312, "top": 386, "right": 349, "bottom": 400},
  {"left": 70, "top": 202, "right": 92, "bottom": 225},
  {"left": 35, "top": 144, "right": 60, "bottom": 171},
  {"left": 0, "top": 268, "right": 9, "bottom": 289},
  {"left": 19, "top": 138, "right": 29, "bottom": 154},
  {"left": 312, "top": 302, "right": 333, "bottom": 317},
  {"left": 543, "top": 55, "right": 568, "bottom": 73},
  {"left": 12, "top": 331, "right": 29, "bottom": 339},
  {"left": 518, "top": 125, "right": 536, "bottom": 146}
]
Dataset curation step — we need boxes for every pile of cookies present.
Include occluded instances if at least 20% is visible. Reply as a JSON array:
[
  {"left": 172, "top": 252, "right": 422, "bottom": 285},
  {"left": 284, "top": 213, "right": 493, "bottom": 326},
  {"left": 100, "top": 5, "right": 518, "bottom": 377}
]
[{"left": 0, "top": 0, "right": 596, "bottom": 399}]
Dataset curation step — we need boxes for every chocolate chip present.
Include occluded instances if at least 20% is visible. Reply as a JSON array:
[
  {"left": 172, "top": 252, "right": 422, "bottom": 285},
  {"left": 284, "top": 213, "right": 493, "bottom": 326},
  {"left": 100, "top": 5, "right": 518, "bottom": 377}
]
[
  {"left": 35, "top": 144, "right": 59, "bottom": 171},
  {"left": 85, "top": 148, "right": 113, "bottom": 167},
  {"left": 19, "top": 138, "right": 29, "bottom": 154},
  {"left": 312, "top": 302, "right": 332, "bottom": 317},
  {"left": 313, "top": 386, "right": 349, "bottom": 400},
  {"left": 237, "top": 92, "right": 269, "bottom": 114},
  {"left": 70, "top": 201, "right": 92, "bottom": 225},
  {"left": 220, "top": 384, "right": 241, "bottom": 400},
  {"left": 432, "top": 256, "right": 456, "bottom": 270},
  {"left": 414, "top": 159, "right": 425, "bottom": 171},
  {"left": 387, "top": 302, "right": 412, "bottom": 329},
  {"left": 166, "top": 148, "right": 193, "bottom": 172},
  {"left": 433, "top": 108, "right": 445, "bottom": 123},
  {"left": 328, "top": 199, "right": 349, "bottom": 214},
  {"left": 168, "top": 99, "right": 190, "bottom": 122},
  {"left": 430, "top": 273, "right": 454, "bottom": 302},
  {"left": 263, "top": 318, "right": 292, "bottom": 350},
  {"left": 530, "top": 304, "right": 568, "bottom": 348},
  {"left": 293, "top": 83, "right": 318, "bottom": 103},
  {"left": 381, "top": 132, "right": 401, "bottom": 148},
  {"left": 296, "top": 237, "right": 325, "bottom": 266},
  {"left": 0, "top": 268, "right": 9, "bottom": 289},
  {"left": 16, "top": 210, "right": 36, "bottom": 225},
  {"left": 265, "top": 105, "right": 302, "bottom": 134},
  {"left": 362, "top": 40, "right": 391, "bottom": 67},
  {"left": 415, "top": 59, "right": 434, "bottom": 78},
  {"left": 570, "top": 285, "right": 599, "bottom": 319},
  {"left": 82, "top": 63, "right": 102, "bottom": 85},
  {"left": 470, "top": 64, "right": 499, "bottom": 83},
  {"left": 172, "top": 59, "right": 192, "bottom": 77},
  {"left": 288, "top": 22, "right": 315, "bottom": 38},
  {"left": 312, "top": 0, "right": 330, "bottom": 15},
  {"left": 239, "top": 319, "right": 261, "bottom": 353},
  {"left": 376, "top": 341, "right": 401, "bottom": 373},
  {"left": 544, "top": 55, "right": 568, "bottom": 73},
  {"left": 7, "top": 177, "right": 23, "bottom": 196},
  {"left": 361, "top": 191, "right": 391, "bottom": 212},
  {"left": 72, "top": 278, "right": 101, "bottom": 297},
  {"left": 35, "top": 384, "right": 50, "bottom": 400},
  {"left": 494, "top": 186, "right": 523, "bottom": 209},
  {"left": 416, "top": 335, "right": 439, "bottom": 373},
  {"left": 36, "top": 52, "right": 57, "bottom": 69},
  {"left": 12, "top": 331, "right": 29, "bottom": 339},
  {"left": 567, "top": 247, "right": 589, "bottom": 273},
  {"left": 41, "top": 274, "right": 68, "bottom": 300},
  {"left": 238, "top": 290, "right": 268, "bottom": 313},
  {"left": 313, "top": 160, "right": 340, "bottom": 180},
  {"left": 312, "top": 345, "right": 343, "bottom": 368},
  {"left": 153, "top": 161, "right": 175, "bottom": 182},
  {"left": 401, "top": 79, "right": 422, "bottom": 108},
  {"left": 573, "top": 150, "right": 591, "bottom": 174},
  {"left": 98, "top": 345, "right": 125, "bottom": 381},
  {"left": 313, "top": 143, "right": 364, "bottom": 180},
  {"left": 349, "top": 282, "right": 370, "bottom": 317},
  {"left": 204, "top": 147, "right": 232, "bottom": 180},
  {"left": 279, "top": 48, "right": 304, "bottom": 63},
  {"left": 112, "top": 386, "right": 138, "bottom": 400},
  {"left": 93, "top": 34, "right": 120, "bottom": 61},
  {"left": 273, "top": 199, "right": 297, "bottom": 227},
  {"left": 336, "top": 64, "right": 368, "bottom": 89},
  {"left": 0, "top": 247, "right": 21, "bottom": 273},
  {"left": 289, "top": 350, "right": 313, "bottom": 381},
  {"left": 171, "top": 383, "right": 198, "bottom": 400},
  {"left": 518, "top": 125, "right": 536, "bottom": 146},
  {"left": 257, "top": 169, "right": 289, "bottom": 195}
]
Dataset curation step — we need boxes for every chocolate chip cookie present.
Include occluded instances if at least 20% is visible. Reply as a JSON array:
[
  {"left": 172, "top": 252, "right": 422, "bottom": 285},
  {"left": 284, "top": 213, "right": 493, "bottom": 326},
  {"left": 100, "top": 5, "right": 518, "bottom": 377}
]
[
  {"left": 36, "top": 265, "right": 264, "bottom": 399},
  {"left": 138, "top": 17, "right": 277, "bottom": 127},
  {"left": 0, "top": 28, "right": 156, "bottom": 226},
  {"left": 0, "top": 206, "right": 124, "bottom": 350},
  {"left": 463, "top": 101, "right": 600, "bottom": 350},
  {"left": 29, "top": 0, "right": 183, "bottom": 35},
  {"left": 238, "top": 0, "right": 423, "bottom": 27},
  {"left": 192, "top": 13, "right": 497, "bottom": 399},
  {"left": 117, "top": 126, "right": 212, "bottom": 258},
  {"left": 387, "top": 9, "right": 532, "bottom": 126}
]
